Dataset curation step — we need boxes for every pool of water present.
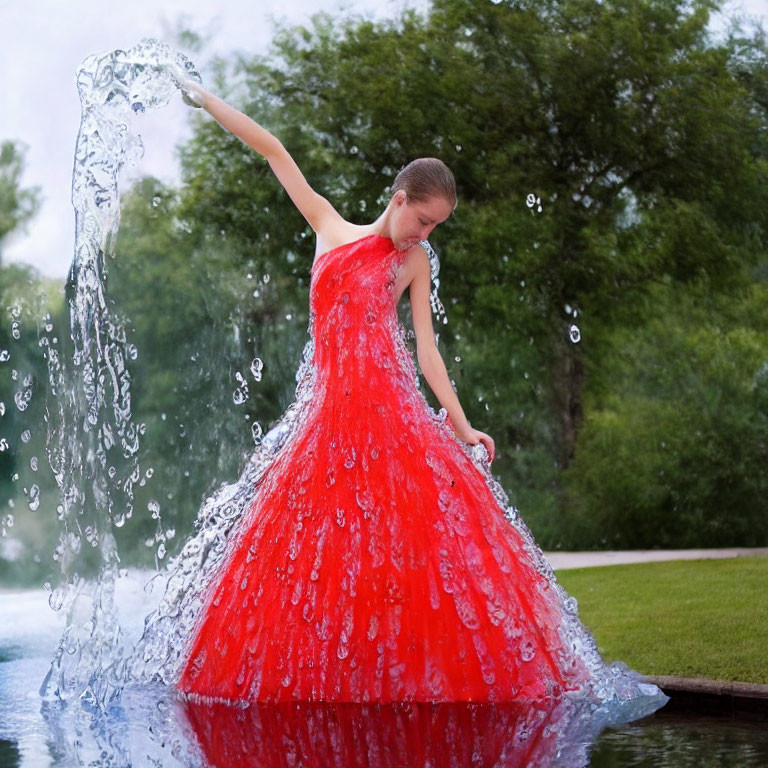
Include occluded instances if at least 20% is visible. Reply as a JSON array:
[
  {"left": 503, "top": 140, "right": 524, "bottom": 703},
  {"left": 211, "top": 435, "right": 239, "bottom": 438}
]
[
  {"left": 1, "top": 579, "right": 765, "bottom": 768},
  {"left": 590, "top": 713, "right": 768, "bottom": 767}
]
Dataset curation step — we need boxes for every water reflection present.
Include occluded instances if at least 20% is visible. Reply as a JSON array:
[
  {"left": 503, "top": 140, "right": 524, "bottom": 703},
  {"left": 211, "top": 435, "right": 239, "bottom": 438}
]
[
  {"left": 0, "top": 739, "right": 21, "bottom": 767},
  {"left": 35, "top": 685, "right": 627, "bottom": 768},
  {"left": 27, "top": 688, "right": 768, "bottom": 767},
  {"left": 184, "top": 698, "right": 612, "bottom": 767}
]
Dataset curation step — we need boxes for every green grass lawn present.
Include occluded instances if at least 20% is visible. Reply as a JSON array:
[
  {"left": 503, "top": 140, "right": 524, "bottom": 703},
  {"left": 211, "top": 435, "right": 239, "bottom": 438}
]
[{"left": 555, "top": 557, "right": 768, "bottom": 685}]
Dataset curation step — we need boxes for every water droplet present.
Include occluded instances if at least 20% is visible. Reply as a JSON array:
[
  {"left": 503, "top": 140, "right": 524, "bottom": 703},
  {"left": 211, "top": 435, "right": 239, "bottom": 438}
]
[
  {"left": 521, "top": 640, "right": 536, "bottom": 662},
  {"left": 148, "top": 499, "right": 161, "bottom": 518},
  {"left": 30, "top": 456, "right": 38, "bottom": 471},
  {"left": 14, "top": 379, "right": 33, "bottom": 412},
  {"left": 250, "top": 357, "right": 263, "bottom": 380},
  {"left": 0, "top": 350, "right": 9, "bottom": 362},
  {"left": 0, "top": 402, "right": 4, "bottom": 416},
  {"left": 526, "top": 193, "right": 542, "bottom": 213},
  {"left": 0, "top": 438, "right": 8, "bottom": 452},
  {"left": 251, "top": 421, "right": 263, "bottom": 443},
  {"left": 11, "top": 322, "right": 21, "bottom": 340},
  {"left": 569, "top": 324, "right": 581, "bottom": 343},
  {"left": 28, "top": 485, "right": 40, "bottom": 511},
  {"left": 49, "top": 588, "right": 65, "bottom": 611},
  {"left": 21, "top": 430, "right": 31, "bottom": 443}
]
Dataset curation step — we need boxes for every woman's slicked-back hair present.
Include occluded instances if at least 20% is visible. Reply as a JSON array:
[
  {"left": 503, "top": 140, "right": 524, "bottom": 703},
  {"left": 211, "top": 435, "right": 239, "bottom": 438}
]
[{"left": 391, "top": 157, "right": 457, "bottom": 208}]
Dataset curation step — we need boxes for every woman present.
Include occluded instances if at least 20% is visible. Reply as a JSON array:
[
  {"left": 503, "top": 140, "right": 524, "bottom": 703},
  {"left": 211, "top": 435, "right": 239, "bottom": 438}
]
[
  {"left": 166, "top": 72, "right": 665, "bottom": 710},
  {"left": 175, "top": 74, "right": 494, "bottom": 461}
]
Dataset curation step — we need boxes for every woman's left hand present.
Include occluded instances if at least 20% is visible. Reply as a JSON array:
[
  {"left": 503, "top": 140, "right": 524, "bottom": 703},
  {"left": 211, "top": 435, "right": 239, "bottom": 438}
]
[{"left": 459, "top": 427, "right": 495, "bottom": 463}]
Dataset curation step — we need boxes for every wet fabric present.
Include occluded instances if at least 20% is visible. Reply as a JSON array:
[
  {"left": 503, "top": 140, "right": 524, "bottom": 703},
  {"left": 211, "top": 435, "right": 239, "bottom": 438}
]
[{"left": 176, "top": 234, "right": 595, "bottom": 703}]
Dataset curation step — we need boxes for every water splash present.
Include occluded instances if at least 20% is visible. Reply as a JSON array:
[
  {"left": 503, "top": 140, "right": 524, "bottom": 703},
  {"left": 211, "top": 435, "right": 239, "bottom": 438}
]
[
  {"left": 40, "top": 38, "right": 201, "bottom": 705},
  {"left": 420, "top": 239, "right": 449, "bottom": 327}
]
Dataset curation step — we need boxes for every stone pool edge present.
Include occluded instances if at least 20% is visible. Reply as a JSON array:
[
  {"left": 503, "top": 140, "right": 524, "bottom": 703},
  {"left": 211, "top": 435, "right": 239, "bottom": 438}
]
[{"left": 646, "top": 675, "right": 768, "bottom": 717}]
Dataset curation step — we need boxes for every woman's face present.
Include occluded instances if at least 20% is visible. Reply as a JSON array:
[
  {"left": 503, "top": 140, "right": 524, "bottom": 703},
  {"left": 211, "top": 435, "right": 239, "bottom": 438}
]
[{"left": 390, "top": 191, "right": 454, "bottom": 251}]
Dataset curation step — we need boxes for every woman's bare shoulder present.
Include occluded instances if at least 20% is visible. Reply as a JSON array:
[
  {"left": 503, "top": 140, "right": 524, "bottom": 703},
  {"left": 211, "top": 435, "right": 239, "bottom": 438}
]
[{"left": 403, "top": 241, "right": 430, "bottom": 275}]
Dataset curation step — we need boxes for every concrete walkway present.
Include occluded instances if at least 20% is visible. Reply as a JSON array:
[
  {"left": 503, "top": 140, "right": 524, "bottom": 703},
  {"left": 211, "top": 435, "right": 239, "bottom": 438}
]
[{"left": 543, "top": 547, "right": 768, "bottom": 571}]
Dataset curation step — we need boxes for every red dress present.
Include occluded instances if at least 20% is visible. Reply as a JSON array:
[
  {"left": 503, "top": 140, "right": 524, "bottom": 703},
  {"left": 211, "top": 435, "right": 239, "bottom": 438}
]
[{"left": 176, "top": 233, "right": 595, "bottom": 704}]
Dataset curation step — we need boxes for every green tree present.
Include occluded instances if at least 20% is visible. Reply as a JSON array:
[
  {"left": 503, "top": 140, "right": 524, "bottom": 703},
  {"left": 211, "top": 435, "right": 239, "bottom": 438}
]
[
  {"left": 0, "top": 139, "right": 65, "bottom": 583},
  {"left": 169, "top": 0, "right": 767, "bottom": 532},
  {"left": 0, "top": 141, "right": 41, "bottom": 263},
  {"left": 106, "top": 177, "right": 312, "bottom": 560},
  {"left": 562, "top": 279, "right": 768, "bottom": 548}
]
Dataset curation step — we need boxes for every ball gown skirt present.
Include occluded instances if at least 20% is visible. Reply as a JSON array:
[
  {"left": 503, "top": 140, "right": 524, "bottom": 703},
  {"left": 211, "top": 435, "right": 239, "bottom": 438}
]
[{"left": 172, "top": 234, "right": 652, "bottom": 706}]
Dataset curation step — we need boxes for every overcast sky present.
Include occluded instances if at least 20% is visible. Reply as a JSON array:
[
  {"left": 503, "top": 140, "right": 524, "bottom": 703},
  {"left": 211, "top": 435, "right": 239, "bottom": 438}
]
[{"left": 1, "top": 0, "right": 765, "bottom": 279}]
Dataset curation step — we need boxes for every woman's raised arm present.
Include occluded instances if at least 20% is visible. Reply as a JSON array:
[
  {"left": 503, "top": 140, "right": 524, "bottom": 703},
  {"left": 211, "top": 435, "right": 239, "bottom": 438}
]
[{"left": 173, "top": 76, "right": 338, "bottom": 234}]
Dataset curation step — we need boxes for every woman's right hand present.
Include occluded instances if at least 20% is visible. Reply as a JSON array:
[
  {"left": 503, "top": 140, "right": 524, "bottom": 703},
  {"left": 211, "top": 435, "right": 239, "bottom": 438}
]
[{"left": 166, "top": 64, "right": 206, "bottom": 109}]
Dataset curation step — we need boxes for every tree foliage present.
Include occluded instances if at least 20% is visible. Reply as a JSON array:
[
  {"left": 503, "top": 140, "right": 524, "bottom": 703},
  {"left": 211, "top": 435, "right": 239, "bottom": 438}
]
[
  {"left": 3, "top": 0, "right": 768, "bottom": 576},
  {"left": 0, "top": 141, "right": 41, "bottom": 262},
  {"left": 156, "top": 0, "right": 766, "bottom": 544}
]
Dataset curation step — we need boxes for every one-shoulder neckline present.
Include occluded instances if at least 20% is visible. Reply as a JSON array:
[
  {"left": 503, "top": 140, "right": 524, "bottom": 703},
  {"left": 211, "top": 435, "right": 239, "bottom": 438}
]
[{"left": 314, "top": 233, "right": 392, "bottom": 264}]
